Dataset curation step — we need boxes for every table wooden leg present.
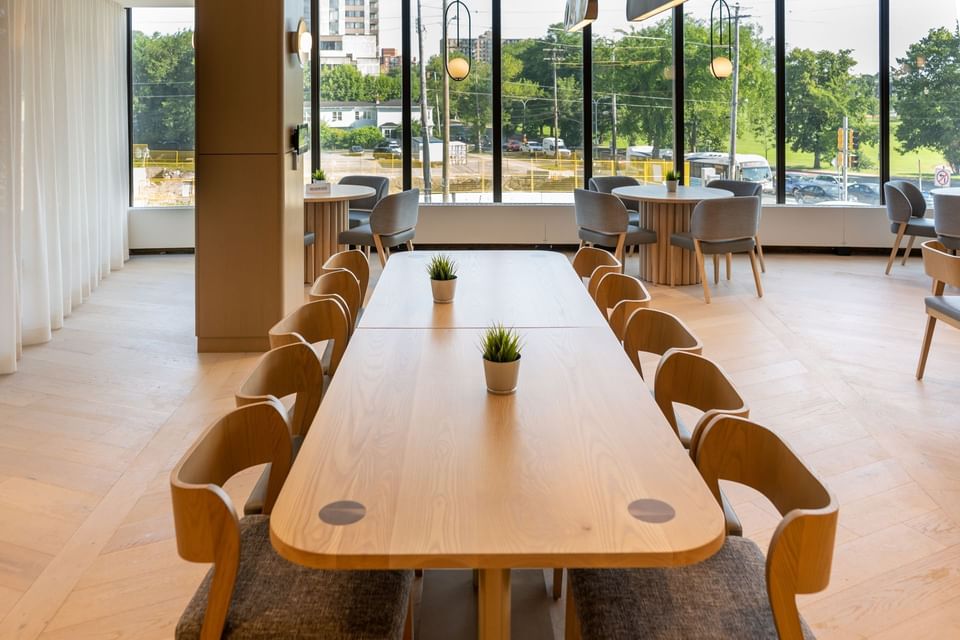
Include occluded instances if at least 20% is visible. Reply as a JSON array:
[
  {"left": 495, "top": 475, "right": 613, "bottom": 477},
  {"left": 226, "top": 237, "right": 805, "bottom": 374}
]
[{"left": 478, "top": 568, "right": 510, "bottom": 640}]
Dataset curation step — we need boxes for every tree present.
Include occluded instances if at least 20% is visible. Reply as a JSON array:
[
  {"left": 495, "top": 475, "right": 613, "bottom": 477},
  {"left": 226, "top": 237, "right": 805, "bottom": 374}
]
[
  {"left": 785, "top": 48, "right": 877, "bottom": 168},
  {"left": 132, "top": 29, "right": 195, "bottom": 150},
  {"left": 320, "top": 64, "right": 366, "bottom": 102},
  {"left": 893, "top": 26, "right": 960, "bottom": 172}
]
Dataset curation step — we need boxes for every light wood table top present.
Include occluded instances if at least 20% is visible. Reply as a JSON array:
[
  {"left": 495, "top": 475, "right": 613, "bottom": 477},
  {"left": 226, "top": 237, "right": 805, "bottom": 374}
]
[
  {"left": 270, "top": 326, "right": 725, "bottom": 570},
  {"left": 358, "top": 250, "right": 609, "bottom": 329},
  {"left": 303, "top": 184, "right": 376, "bottom": 203},
  {"left": 612, "top": 184, "right": 733, "bottom": 203}
]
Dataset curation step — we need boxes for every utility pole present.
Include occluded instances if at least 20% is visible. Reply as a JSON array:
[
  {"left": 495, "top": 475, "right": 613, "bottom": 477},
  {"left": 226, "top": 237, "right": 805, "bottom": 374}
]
[
  {"left": 611, "top": 52, "right": 618, "bottom": 175},
  {"left": 416, "top": 2, "right": 432, "bottom": 197},
  {"left": 547, "top": 45, "right": 561, "bottom": 164},
  {"left": 728, "top": 4, "right": 749, "bottom": 179},
  {"left": 841, "top": 115, "right": 849, "bottom": 201}
]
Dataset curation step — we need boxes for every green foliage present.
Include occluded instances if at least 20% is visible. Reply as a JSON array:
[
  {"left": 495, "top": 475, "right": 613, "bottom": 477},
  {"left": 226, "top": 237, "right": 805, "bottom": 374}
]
[
  {"left": 480, "top": 324, "right": 522, "bottom": 363},
  {"left": 426, "top": 254, "right": 458, "bottom": 281},
  {"left": 892, "top": 26, "right": 960, "bottom": 172},
  {"left": 665, "top": 170, "right": 679, "bottom": 182},
  {"left": 320, "top": 64, "right": 401, "bottom": 102},
  {"left": 312, "top": 169, "right": 326, "bottom": 182},
  {"left": 316, "top": 124, "right": 384, "bottom": 151},
  {"left": 132, "top": 29, "right": 195, "bottom": 150}
]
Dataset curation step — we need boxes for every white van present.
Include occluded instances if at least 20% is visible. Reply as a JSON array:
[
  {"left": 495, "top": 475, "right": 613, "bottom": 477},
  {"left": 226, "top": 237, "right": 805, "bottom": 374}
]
[{"left": 542, "top": 137, "right": 572, "bottom": 158}]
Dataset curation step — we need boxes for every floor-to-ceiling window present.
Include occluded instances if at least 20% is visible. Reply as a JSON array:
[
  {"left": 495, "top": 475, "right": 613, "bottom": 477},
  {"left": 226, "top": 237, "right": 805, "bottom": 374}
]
[
  {"left": 683, "top": 1, "right": 775, "bottom": 203},
  {"left": 785, "top": 0, "right": 880, "bottom": 206},
  {"left": 130, "top": 8, "right": 195, "bottom": 207},
  {"left": 889, "top": 0, "right": 960, "bottom": 199},
  {"left": 591, "top": 3, "right": 674, "bottom": 187},
  {"left": 501, "top": 6, "right": 584, "bottom": 203}
]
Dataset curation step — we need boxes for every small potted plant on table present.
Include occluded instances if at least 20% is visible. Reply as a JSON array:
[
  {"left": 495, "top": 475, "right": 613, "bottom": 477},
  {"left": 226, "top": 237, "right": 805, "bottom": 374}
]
[
  {"left": 308, "top": 169, "right": 330, "bottom": 194},
  {"left": 481, "top": 323, "right": 522, "bottom": 395},
  {"left": 427, "top": 254, "right": 458, "bottom": 303},
  {"left": 665, "top": 170, "right": 680, "bottom": 193}
]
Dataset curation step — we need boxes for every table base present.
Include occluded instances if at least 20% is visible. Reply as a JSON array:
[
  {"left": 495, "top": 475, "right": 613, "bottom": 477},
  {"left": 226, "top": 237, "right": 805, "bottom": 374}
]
[
  {"left": 637, "top": 201, "right": 701, "bottom": 286},
  {"left": 304, "top": 200, "right": 349, "bottom": 283}
]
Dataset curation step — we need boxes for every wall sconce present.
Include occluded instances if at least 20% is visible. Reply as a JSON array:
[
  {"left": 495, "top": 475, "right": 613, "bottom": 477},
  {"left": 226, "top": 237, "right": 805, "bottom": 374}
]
[
  {"left": 708, "top": 0, "right": 732, "bottom": 79},
  {"left": 289, "top": 18, "right": 312, "bottom": 67},
  {"left": 626, "top": 0, "right": 688, "bottom": 22},
  {"left": 443, "top": 0, "right": 472, "bottom": 81},
  {"left": 564, "top": 0, "right": 598, "bottom": 32}
]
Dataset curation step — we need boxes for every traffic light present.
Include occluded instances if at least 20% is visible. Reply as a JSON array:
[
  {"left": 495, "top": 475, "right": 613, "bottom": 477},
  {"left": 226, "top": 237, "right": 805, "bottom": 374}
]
[
  {"left": 851, "top": 130, "right": 861, "bottom": 151},
  {"left": 837, "top": 128, "right": 844, "bottom": 151}
]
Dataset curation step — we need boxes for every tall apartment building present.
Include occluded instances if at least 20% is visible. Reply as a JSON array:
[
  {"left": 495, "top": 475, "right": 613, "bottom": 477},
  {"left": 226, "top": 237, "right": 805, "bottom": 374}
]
[
  {"left": 305, "top": 0, "right": 381, "bottom": 75},
  {"left": 443, "top": 29, "right": 523, "bottom": 65}
]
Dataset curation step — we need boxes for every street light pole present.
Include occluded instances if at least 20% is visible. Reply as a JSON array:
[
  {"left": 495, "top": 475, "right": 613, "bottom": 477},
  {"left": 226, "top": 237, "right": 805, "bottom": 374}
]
[{"left": 727, "top": 4, "right": 747, "bottom": 179}]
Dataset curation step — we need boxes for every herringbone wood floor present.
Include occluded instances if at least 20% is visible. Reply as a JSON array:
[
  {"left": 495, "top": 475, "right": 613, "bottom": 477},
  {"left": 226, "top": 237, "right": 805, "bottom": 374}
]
[{"left": 0, "top": 251, "right": 958, "bottom": 639}]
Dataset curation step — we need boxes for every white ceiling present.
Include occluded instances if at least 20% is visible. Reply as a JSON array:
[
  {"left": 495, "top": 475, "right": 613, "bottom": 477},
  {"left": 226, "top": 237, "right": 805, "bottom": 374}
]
[{"left": 117, "top": 1, "right": 194, "bottom": 7}]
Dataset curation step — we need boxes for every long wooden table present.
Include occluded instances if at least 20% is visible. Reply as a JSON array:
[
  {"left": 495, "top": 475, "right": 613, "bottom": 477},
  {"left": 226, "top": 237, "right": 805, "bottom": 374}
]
[{"left": 270, "top": 251, "right": 725, "bottom": 640}]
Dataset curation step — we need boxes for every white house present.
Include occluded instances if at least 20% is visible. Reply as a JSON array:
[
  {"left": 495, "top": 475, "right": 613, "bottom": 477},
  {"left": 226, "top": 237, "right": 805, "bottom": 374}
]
[{"left": 316, "top": 100, "right": 434, "bottom": 141}]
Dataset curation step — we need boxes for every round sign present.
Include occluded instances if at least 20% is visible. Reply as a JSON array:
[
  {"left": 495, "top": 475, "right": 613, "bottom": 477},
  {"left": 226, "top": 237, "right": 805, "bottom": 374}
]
[{"left": 935, "top": 167, "right": 951, "bottom": 187}]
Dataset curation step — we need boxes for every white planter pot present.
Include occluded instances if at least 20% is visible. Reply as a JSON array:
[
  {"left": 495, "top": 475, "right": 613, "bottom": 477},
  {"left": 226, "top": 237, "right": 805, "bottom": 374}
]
[
  {"left": 483, "top": 357, "right": 520, "bottom": 395},
  {"left": 665, "top": 180, "right": 678, "bottom": 193},
  {"left": 431, "top": 277, "right": 457, "bottom": 303},
  {"left": 307, "top": 181, "right": 331, "bottom": 194}
]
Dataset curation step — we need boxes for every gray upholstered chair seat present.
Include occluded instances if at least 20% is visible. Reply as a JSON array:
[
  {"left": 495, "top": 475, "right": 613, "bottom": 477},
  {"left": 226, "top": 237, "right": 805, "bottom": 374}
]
[
  {"left": 579, "top": 224, "right": 657, "bottom": 248},
  {"left": 176, "top": 516, "right": 413, "bottom": 639},
  {"left": 926, "top": 296, "right": 960, "bottom": 322},
  {"left": 890, "top": 218, "right": 936, "bottom": 237},
  {"left": 304, "top": 232, "right": 316, "bottom": 246},
  {"left": 349, "top": 210, "right": 371, "bottom": 229},
  {"left": 628, "top": 211, "right": 640, "bottom": 225},
  {"left": 569, "top": 536, "right": 815, "bottom": 640},
  {"left": 339, "top": 224, "right": 415, "bottom": 248},
  {"left": 940, "top": 235, "right": 960, "bottom": 250},
  {"left": 670, "top": 231, "right": 756, "bottom": 255}
]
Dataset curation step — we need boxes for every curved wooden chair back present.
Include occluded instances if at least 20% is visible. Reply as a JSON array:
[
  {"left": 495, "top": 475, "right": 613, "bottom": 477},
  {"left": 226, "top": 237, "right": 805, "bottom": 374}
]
[
  {"left": 322, "top": 249, "right": 370, "bottom": 302},
  {"left": 693, "top": 415, "right": 838, "bottom": 640},
  {"left": 921, "top": 240, "right": 960, "bottom": 294},
  {"left": 622, "top": 308, "right": 703, "bottom": 379},
  {"left": 594, "top": 272, "right": 652, "bottom": 341},
  {"left": 309, "top": 269, "right": 362, "bottom": 329},
  {"left": 170, "top": 400, "right": 292, "bottom": 639},
  {"left": 236, "top": 342, "right": 323, "bottom": 439},
  {"left": 654, "top": 349, "right": 748, "bottom": 444},
  {"left": 268, "top": 299, "right": 350, "bottom": 375},
  {"left": 572, "top": 247, "right": 622, "bottom": 299}
]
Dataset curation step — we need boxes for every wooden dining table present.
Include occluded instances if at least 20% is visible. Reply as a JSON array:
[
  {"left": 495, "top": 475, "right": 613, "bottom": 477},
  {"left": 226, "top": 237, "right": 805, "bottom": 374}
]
[{"left": 270, "top": 250, "right": 725, "bottom": 640}]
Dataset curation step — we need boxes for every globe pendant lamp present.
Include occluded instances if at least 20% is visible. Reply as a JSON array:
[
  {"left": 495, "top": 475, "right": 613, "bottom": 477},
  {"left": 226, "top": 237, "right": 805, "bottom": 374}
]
[
  {"left": 444, "top": 1, "right": 472, "bottom": 82},
  {"left": 709, "top": 0, "right": 733, "bottom": 79}
]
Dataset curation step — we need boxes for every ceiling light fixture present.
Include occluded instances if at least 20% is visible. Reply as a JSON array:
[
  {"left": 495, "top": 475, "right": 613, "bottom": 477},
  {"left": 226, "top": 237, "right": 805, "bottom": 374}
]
[
  {"left": 564, "top": 0, "right": 599, "bottom": 32},
  {"left": 626, "top": 0, "right": 688, "bottom": 22}
]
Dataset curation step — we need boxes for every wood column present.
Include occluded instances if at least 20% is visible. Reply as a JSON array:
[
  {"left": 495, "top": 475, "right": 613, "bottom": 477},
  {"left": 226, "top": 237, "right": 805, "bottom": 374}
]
[{"left": 195, "top": 0, "right": 305, "bottom": 352}]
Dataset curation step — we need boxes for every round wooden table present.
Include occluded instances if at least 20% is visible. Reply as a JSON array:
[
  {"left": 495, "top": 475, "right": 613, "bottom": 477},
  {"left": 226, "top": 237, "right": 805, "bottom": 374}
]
[
  {"left": 611, "top": 185, "right": 733, "bottom": 285},
  {"left": 303, "top": 184, "right": 376, "bottom": 283}
]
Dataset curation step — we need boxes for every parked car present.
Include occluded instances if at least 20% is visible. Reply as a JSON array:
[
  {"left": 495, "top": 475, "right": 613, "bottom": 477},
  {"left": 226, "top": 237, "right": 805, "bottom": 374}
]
[
  {"left": 521, "top": 141, "right": 543, "bottom": 154},
  {"left": 542, "top": 137, "right": 572, "bottom": 158},
  {"left": 373, "top": 142, "right": 401, "bottom": 157},
  {"left": 505, "top": 139, "right": 523, "bottom": 152},
  {"left": 784, "top": 172, "right": 807, "bottom": 201},
  {"left": 796, "top": 183, "right": 840, "bottom": 204},
  {"left": 350, "top": 145, "right": 363, "bottom": 153},
  {"left": 848, "top": 182, "right": 881, "bottom": 205},
  {"left": 812, "top": 174, "right": 843, "bottom": 186}
]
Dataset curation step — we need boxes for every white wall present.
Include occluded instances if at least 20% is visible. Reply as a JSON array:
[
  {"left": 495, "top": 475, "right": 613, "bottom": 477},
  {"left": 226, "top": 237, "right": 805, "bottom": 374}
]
[{"left": 128, "top": 204, "right": 896, "bottom": 251}]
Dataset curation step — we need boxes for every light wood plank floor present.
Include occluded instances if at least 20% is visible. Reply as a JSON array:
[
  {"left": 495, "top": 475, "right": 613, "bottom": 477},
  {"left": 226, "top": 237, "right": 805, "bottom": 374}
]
[{"left": 0, "top": 251, "right": 958, "bottom": 639}]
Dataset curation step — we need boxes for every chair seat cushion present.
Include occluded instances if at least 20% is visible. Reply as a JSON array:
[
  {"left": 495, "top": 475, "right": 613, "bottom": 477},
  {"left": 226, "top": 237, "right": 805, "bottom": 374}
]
[
  {"left": 579, "top": 225, "right": 657, "bottom": 248},
  {"left": 891, "top": 218, "right": 937, "bottom": 237},
  {"left": 670, "top": 232, "right": 756, "bottom": 255},
  {"left": 339, "top": 224, "right": 415, "bottom": 249},
  {"left": 569, "top": 537, "right": 815, "bottom": 640},
  {"left": 939, "top": 234, "right": 960, "bottom": 250},
  {"left": 176, "top": 516, "right": 412, "bottom": 640},
  {"left": 926, "top": 296, "right": 960, "bottom": 323},
  {"left": 349, "top": 210, "right": 371, "bottom": 229}
]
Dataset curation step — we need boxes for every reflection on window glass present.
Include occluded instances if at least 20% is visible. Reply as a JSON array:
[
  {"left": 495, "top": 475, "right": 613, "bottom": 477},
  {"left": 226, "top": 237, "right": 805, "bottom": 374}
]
[
  {"left": 314, "top": 0, "right": 405, "bottom": 194},
  {"left": 501, "top": 11, "right": 583, "bottom": 203},
  {"left": 683, "top": 1, "right": 775, "bottom": 203},
  {"left": 890, "top": 0, "right": 960, "bottom": 200},
  {"left": 131, "top": 8, "right": 195, "bottom": 207},
  {"left": 786, "top": 0, "right": 879, "bottom": 207},
  {"left": 591, "top": 5, "right": 673, "bottom": 188}
]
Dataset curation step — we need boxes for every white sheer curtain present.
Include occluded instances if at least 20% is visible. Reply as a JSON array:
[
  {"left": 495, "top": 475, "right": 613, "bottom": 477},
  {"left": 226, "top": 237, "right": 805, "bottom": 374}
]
[{"left": 0, "top": 0, "right": 128, "bottom": 374}]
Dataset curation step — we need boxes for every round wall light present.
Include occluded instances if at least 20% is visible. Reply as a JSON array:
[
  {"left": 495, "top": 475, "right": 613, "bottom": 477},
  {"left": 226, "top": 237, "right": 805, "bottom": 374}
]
[{"left": 290, "top": 18, "right": 312, "bottom": 67}]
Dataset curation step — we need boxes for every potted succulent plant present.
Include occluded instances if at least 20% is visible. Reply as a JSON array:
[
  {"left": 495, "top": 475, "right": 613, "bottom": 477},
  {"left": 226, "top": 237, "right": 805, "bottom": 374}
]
[
  {"left": 480, "top": 323, "right": 522, "bottom": 395},
  {"left": 665, "top": 170, "right": 680, "bottom": 193},
  {"left": 308, "top": 168, "right": 331, "bottom": 194},
  {"left": 426, "top": 254, "right": 458, "bottom": 303}
]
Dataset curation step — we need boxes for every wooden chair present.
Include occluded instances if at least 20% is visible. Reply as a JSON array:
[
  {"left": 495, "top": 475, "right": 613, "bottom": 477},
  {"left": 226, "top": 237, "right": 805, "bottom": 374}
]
[
  {"left": 572, "top": 246, "right": 622, "bottom": 300},
  {"left": 309, "top": 268, "right": 362, "bottom": 330},
  {"left": 916, "top": 240, "right": 960, "bottom": 379},
  {"left": 171, "top": 401, "right": 413, "bottom": 640},
  {"left": 268, "top": 298, "right": 351, "bottom": 376},
  {"left": 622, "top": 308, "right": 703, "bottom": 379},
  {"left": 323, "top": 249, "right": 371, "bottom": 302},
  {"left": 235, "top": 342, "right": 323, "bottom": 515},
  {"left": 566, "top": 415, "right": 838, "bottom": 640},
  {"left": 593, "top": 272, "right": 651, "bottom": 342}
]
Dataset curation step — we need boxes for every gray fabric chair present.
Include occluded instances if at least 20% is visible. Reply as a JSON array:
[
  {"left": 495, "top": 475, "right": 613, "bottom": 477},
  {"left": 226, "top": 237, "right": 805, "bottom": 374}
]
[
  {"left": 588, "top": 175, "right": 640, "bottom": 219},
  {"left": 339, "top": 188, "right": 419, "bottom": 267},
  {"left": 932, "top": 191, "right": 960, "bottom": 251},
  {"left": 669, "top": 196, "right": 763, "bottom": 303},
  {"left": 884, "top": 180, "right": 936, "bottom": 274},
  {"left": 707, "top": 179, "right": 767, "bottom": 272},
  {"left": 339, "top": 175, "right": 391, "bottom": 229},
  {"left": 574, "top": 189, "right": 657, "bottom": 272}
]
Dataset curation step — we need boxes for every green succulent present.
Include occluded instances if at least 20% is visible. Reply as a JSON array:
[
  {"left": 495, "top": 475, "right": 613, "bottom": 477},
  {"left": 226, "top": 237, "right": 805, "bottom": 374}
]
[
  {"left": 480, "top": 323, "right": 522, "bottom": 363},
  {"left": 426, "top": 254, "right": 458, "bottom": 281},
  {"left": 665, "top": 170, "right": 680, "bottom": 182},
  {"left": 312, "top": 169, "right": 326, "bottom": 182}
]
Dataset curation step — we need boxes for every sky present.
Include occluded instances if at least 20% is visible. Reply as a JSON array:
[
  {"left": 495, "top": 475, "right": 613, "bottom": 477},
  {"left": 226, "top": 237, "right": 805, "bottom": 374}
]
[{"left": 132, "top": 1, "right": 960, "bottom": 73}]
